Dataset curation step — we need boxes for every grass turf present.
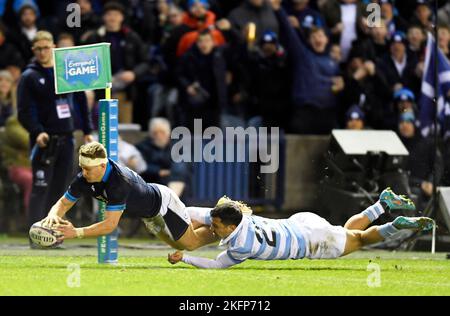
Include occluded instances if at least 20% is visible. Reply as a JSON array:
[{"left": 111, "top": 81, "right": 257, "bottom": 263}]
[{"left": 1, "top": 236, "right": 449, "bottom": 296}]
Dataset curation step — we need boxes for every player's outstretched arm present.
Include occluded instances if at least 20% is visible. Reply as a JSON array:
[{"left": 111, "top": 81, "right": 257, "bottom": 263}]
[
  {"left": 56, "top": 210, "right": 123, "bottom": 240},
  {"left": 168, "top": 250, "right": 240, "bottom": 269},
  {"left": 42, "top": 196, "right": 75, "bottom": 227}
]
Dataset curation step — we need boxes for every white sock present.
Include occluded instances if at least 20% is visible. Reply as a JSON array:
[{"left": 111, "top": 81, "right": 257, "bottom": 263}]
[{"left": 361, "top": 201, "right": 385, "bottom": 223}]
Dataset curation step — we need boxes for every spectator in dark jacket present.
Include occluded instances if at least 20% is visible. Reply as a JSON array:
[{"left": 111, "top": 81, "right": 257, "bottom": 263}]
[
  {"left": 348, "top": 18, "right": 389, "bottom": 62},
  {"left": 380, "top": 0, "right": 409, "bottom": 37},
  {"left": 240, "top": 30, "right": 290, "bottom": 128},
  {"left": 0, "top": 22, "right": 24, "bottom": 71},
  {"left": 10, "top": 2, "right": 42, "bottom": 64},
  {"left": 161, "top": 4, "right": 189, "bottom": 70},
  {"left": 228, "top": 0, "right": 280, "bottom": 43},
  {"left": 410, "top": 0, "right": 433, "bottom": 33},
  {"left": 272, "top": 4, "right": 343, "bottom": 134},
  {"left": 177, "top": 29, "right": 228, "bottom": 131},
  {"left": 60, "top": 0, "right": 101, "bottom": 44},
  {"left": 84, "top": 2, "right": 150, "bottom": 124},
  {"left": 399, "top": 111, "right": 443, "bottom": 210},
  {"left": 340, "top": 54, "right": 391, "bottom": 129},
  {"left": 17, "top": 31, "right": 93, "bottom": 232},
  {"left": 406, "top": 24, "right": 426, "bottom": 61},
  {"left": 320, "top": 0, "right": 368, "bottom": 61},
  {"left": 136, "top": 117, "right": 189, "bottom": 198},
  {"left": 376, "top": 31, "right": 420, "bottom": 97}
]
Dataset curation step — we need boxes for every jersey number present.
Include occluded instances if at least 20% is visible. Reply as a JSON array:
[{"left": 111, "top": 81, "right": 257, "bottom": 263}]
[{"left": 255, "top": 226, "right": 276, "bottom": 247}]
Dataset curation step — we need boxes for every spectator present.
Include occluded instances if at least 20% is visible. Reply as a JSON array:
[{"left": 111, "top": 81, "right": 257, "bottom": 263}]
[
  {"left": 438, "top": 25, "right": 450, "bottom": 60},
  {"left": 410, "top": 0, "right": 433, "bottom": 33},
  {"left": 136, "top": 117, "right": 189, "bottom": 197},
  {"left": 0, "top": 115, "right": 32, "bottom": 218},
  {"left": 176, "top": 29, "right": 228, "bottom": 131},
  {"left": 161, "top": 5, "right": 190, "bottom": 70},
  {"left": 345, "top": 104, "right": 365, "bottom": 130},
  {"left": 380, "top": 87, "right": 417, "bottom": 131},
  {"left": 241, "top": 30, "right": 290, "bottom": 128},
  {"left": 329, "top": 43, "right": 342, "bottom": 63},
  {"left": 379, "top": 0, "right": 408, "bottom": 36},
  {"left": 285, "top": 0, "right": 326, "bottom": 32},
  {"left": 118, "top": 135, "right": 147, "bottom": 174},
  {"left": 406, "top": 24, "right": 426, "bottom": 60},
  {"left": 84, "top": 1, "right": 150, "bottom": 124},
  {"left": 438, "top": 2, "right": 450, "bottom": 26},
  {"left": 161, "top": 5, "right": 185, "bottom": 57},
  {"left": 176, "top": 0, "right": 226, "bottom": 57},
  {"left": 121, "top": 0, "right": 161, "bottom": 45},
  {"left": 16, "top": 31, "right": 93, "bottom": 241},
  {"left": 0, "top": 70, "right": 16, "bottom": 127},
  {"left": 228, "top": 0, "right": 280, "bottom": 43},
  {"left": 61, "top": 0, "right": 101, "bottom": 44},
  {"left": 0, "top": 22, "right": 24, "bottom": 71},
  {"left": 272, "top": 3, "right": 343, "bottom": 134},
  {"left": 10, "top": 2, "right": 42, "bottom": 64},
  {"left": 56, "top": 32, "right": 75, "bottom": 48},
  {"left": 181, "top": 0, "right": 217, "bottom": 31},
  {"left": 398, "top": 110, "right": 443, "bottom": 210},
  {"left": 393, "top": 88, "right": 416, "bottom": 114},
  {"left": 320, "top": 0, "right": 368, "bottom": 61},
  {"left": 348, "top": 18, "right": 389, "bottom": 62},
  {"left": 376, "top": 31, "right": 420, "bottom": 96},
  {"left": 341, "top": 54, "right": 391, "bottom": 129}
]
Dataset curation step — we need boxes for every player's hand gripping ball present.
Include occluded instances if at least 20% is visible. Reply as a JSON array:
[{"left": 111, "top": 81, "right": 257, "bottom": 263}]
[{"left": 29, "top": 221, "right": 64, "bottom": 248}]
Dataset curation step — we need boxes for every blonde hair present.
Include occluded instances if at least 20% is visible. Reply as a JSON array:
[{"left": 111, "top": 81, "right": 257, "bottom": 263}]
[
  {"left": 32, "top": 30, "right": 54, "bottom": 46},
  {"left": 0, "top": 70, "right": 16, "bottom": 109},
  {"left": 79, "top": 141, "right": 107, "bottom": 159},
  {"left": 216, "top": 196, "right": 253, "bottom": 215}
]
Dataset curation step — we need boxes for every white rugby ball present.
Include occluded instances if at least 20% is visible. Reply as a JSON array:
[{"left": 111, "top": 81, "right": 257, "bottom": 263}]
[{"left": 29, "top": 221, "right": 63, "bottom": 248}]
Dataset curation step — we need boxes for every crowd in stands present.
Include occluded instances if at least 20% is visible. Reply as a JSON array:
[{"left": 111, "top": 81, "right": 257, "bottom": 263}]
[{"left": 0, "top": 0, "right": 449, "bottom": 230}]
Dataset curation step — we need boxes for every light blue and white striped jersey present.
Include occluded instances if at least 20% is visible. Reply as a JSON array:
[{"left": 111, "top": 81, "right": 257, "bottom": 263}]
[{"left": 221, "top": 215, "right": 307, "bottom": 264}]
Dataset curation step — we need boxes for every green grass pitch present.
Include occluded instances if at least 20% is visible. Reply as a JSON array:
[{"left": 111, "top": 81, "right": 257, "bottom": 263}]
[{"left": 1, "top": 236, "right": 449, "bottom": 296}]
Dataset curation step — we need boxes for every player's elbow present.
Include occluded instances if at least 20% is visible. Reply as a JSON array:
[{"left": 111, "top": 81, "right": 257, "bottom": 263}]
[{"left": 103, "top": 222, "right": 118, "bottom": 234}]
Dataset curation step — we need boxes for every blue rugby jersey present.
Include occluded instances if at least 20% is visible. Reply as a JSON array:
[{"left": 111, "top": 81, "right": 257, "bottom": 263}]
[{"left": 64, "top": 159, "right": 162, "bottom": 218}]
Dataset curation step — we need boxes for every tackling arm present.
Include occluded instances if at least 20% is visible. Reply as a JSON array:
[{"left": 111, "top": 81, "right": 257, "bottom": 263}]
[{"left": 177, "top": 251, "right": 241, "bottom": 269}]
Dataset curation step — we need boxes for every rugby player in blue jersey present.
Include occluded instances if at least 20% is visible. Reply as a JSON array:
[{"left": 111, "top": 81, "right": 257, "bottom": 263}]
[
  {"left": 168, "top": 191, "right": 434, "bottom": 268},
  {"left": 41, "top": 142, "right": 218, "bottom": 250}
]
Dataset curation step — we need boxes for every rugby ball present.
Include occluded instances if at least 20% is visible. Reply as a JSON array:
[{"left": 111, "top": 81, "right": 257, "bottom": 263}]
[{"left": 29, "top": 221, "right": 63, "bottom": 248}]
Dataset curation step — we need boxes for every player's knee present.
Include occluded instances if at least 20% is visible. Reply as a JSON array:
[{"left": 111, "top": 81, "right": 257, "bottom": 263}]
[
  {"left": 347, "top": 230, "right": 364, "bottom": 250},
  {"left": 354, "top": 231, "right": 365, "bottom": 248}
]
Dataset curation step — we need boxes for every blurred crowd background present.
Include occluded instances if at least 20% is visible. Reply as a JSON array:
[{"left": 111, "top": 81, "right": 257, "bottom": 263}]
[{"left": 0, "top": 0, "right": 450, "bottom": 235}]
